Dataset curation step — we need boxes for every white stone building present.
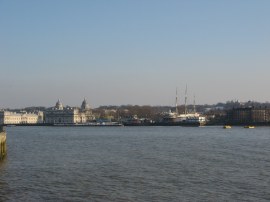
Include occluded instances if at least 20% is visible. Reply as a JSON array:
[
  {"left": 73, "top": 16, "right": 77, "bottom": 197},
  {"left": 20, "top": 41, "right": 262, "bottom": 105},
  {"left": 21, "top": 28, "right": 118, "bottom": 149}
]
[
  {"left": 44, "top": 99, "right": 95, "bottom": 124},
  {"left": 0, "top": 111, "right": 44, "bottom": 125}
]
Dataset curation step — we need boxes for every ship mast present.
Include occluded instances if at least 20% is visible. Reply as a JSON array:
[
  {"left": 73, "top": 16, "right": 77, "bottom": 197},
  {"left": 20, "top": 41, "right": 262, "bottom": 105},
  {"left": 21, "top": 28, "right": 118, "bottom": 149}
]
[
  {"left": 193, "top": 94, "right": 196, "bottom": 114},
  {"left": 175, "top": 87, "right": 178, "bottom": 115},
  {"left": 184, "top": 84, "right": 188, "bottom": 115}
]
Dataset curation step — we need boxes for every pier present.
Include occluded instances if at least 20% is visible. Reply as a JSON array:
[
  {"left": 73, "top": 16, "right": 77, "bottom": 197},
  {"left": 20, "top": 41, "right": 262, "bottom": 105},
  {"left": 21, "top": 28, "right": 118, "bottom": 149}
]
[{"left": 0, "top": 126, "right": 7, "bottom": 161}]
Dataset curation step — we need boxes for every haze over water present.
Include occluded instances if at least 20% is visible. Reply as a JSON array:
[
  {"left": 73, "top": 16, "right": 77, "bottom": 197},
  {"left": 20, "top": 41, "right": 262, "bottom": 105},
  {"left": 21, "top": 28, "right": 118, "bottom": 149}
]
[{"left": 0, "top": 126, "right": 269, "bottom": 201}]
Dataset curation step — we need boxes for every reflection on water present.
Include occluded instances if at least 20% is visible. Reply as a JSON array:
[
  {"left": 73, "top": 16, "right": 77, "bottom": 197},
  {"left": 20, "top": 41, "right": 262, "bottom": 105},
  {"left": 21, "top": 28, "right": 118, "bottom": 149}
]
[{"left": 0, "top": 126, "right": 270, "bottom": 201}]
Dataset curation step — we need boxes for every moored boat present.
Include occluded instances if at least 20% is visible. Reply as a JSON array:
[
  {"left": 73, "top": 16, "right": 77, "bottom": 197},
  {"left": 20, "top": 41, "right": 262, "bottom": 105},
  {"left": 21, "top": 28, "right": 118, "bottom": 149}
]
[
  {"left": 223, "top": 125, "right": 232, "bottom": 129},
  {"left": 244, "top": 126, "right": 255, "bottom": 129},
  {"left": 160, "top": 86, "right": 206, "bottom": 127}
]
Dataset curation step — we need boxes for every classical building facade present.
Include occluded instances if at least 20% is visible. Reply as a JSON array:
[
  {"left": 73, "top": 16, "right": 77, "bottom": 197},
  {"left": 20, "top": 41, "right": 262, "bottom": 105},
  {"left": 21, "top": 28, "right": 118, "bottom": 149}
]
[
  {"left": 0, "top": 111, "right": 44, "bottom": 125},
  {"left": 44, "top": 99, "right": 95, "bottom": 124}
]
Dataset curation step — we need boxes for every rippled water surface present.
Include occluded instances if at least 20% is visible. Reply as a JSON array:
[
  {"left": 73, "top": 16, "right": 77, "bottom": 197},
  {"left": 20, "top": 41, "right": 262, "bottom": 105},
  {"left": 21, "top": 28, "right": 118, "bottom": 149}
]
[{"left": 0, "top": 126, "right": 270, "bottom": 201}]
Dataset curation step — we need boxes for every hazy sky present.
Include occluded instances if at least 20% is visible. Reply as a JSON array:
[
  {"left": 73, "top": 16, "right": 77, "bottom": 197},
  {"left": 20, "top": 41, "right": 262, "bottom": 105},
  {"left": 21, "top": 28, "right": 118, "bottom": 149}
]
[{"left": 1, "top": 0, "right": 270, "bottom": 108}]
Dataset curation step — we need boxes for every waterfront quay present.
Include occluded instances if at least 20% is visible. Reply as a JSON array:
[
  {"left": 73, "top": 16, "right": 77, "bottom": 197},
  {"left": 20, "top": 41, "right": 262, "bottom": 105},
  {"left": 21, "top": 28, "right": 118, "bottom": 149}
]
[
  {"left": 3, "top": 100, "right": 270, "bottom": 127},
  {"left": 0, "top": 126, "right": 7, "bottom": 160}
]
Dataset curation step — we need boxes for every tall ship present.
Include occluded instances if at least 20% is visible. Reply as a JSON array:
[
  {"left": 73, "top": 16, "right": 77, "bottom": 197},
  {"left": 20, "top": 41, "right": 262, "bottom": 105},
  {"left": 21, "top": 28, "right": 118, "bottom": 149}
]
[{"left": 161, "top": 86, "right": 206, "bottom": 126}]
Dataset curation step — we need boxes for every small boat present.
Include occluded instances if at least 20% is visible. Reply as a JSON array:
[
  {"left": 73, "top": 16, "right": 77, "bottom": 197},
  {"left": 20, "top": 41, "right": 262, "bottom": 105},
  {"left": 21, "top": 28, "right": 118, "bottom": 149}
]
[
  {"left": 244, "top": 126, "right": 255, "bottom": 129},
  {"left": 223, "top": 125, "right": 231, "bottom": 129}
]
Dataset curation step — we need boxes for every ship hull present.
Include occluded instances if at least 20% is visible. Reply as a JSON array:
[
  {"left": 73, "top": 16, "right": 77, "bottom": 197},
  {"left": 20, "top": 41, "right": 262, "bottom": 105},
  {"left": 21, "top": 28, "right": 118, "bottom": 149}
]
[
  {"left": 157, "top": 122, "right": 204, "bottom": 127},
  {"left": 123, "top": 122, "right": 205, "bottom": 127}
]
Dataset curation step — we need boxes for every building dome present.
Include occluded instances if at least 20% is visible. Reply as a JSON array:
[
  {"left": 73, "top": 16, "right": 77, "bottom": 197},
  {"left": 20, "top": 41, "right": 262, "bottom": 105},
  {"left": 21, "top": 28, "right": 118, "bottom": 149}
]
[
  {"left": 81, "top": 98, "right": 90, "bottom": 110},
  {"left": 55, "top": 99, "right": 64, "bottom": 110}
]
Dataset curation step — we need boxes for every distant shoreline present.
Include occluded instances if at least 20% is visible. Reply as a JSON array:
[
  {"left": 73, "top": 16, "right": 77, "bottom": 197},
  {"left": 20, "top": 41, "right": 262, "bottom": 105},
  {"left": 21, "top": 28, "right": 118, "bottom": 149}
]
[{"left": 4, "top": 123, "right": 270, "bottom": 127}]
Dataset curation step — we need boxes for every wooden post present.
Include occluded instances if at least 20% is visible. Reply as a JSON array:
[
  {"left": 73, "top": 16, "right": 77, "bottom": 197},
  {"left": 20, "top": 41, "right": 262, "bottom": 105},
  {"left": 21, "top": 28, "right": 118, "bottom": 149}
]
[{"left": 0, "top": 126, "right": 7, "bottom": 160}]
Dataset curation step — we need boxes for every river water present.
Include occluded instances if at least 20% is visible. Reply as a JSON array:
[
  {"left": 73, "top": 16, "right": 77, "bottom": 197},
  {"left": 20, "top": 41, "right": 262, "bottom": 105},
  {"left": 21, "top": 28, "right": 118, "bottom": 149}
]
[{"left": 0, "top": 126, "right": 270, "bottom": 201}]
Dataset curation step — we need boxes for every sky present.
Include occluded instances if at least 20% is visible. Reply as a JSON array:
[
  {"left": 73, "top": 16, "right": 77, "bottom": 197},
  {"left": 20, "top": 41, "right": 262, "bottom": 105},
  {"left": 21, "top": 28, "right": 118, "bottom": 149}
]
[{"left": 1, "top": 0, "right": 270, "bottom": 108}]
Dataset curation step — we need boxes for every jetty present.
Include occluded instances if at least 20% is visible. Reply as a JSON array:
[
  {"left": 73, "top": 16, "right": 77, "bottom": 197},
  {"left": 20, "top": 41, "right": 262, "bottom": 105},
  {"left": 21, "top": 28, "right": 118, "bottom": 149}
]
[{"left": 0, "top": 126, "right": 7, "bottom": 161}]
